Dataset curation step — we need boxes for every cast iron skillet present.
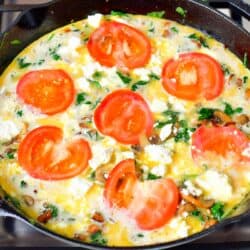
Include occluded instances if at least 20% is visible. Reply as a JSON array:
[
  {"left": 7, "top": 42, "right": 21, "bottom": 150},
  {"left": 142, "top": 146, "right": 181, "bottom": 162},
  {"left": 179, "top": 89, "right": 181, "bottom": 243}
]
[{"left": 0, "top": 0, "right": 250, "bottom": 249}]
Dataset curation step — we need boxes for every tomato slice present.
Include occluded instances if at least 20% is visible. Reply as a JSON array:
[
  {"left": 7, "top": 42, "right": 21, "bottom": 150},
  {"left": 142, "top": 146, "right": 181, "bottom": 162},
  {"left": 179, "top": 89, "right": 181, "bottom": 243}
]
[
  {"left": 192, "top": 125, "right": 250, "bottom": 162},
  {"left": 162, "top": 52, "right": 224, "bottom": 101},
  {"left": 18, "top": 126, "right": 92, "bottom": 180},
  {"left": 16, "top": 69, "right": 75, "bottom": 115},
  {"left": 104, "top": 159, "right": 179, "bottom": 230},
  {"left": 104, "top": 159, "right": 137, "bottom": 208},
  {"left": 94, "top": 89, "right": 153, "bottom": 145},
  {"left": 87, "top": 21, "right": 151, "bottom": 69}
]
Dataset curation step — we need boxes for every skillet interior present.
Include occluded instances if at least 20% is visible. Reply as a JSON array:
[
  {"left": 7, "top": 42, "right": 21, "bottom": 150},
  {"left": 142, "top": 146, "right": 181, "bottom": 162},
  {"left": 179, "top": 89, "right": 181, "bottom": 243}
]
[{"left": 0, "top": 0, "right": 249, "bottom": 249}]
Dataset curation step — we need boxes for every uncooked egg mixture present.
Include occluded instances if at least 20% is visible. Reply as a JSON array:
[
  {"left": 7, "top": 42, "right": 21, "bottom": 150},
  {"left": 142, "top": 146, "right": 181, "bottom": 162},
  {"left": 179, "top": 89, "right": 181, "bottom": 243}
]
[{"left": 0, "top": 12, "right": 249, "bottom": 247}]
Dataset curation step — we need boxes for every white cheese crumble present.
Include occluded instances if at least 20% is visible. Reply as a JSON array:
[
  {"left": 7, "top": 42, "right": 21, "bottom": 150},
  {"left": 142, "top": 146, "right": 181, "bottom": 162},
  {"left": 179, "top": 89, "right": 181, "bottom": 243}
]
[
  {"left": 242, "top": 146, "right": 250, "bottom": 157},
  {"left": 168, "top": 217, "right": 189, "bottom": 238},
  {"left": 159, "top": 123, "right": 172, "bottom": 141},
  {"left": 168, "top": 95, "right": 186, "bottom": 112},
  {"left": 144, "top": 144, "right": 172, "bottom": 165},
  {"left": 195, "top": 169, "right": 233, "bottom": 202},
  {"left": 133, "top": 68, "right": 150, "bottom": 81},
  {"left": 89, "top": 143, "right": 113, "bottom": 169},
  {"left": 87, "top": 13, "right": 103, "bottom": 28},
  {"left": 0, "top": 120, "right": 21, "bottom": 142},
  {"left": 68, "top": 178, "right": 93, "bottom": 198},
  {"left": 150, "top": 165, "right": 166, "bottom": 177},
  {"left": 149, "top": 99, "right": 167, "bottom": 113},
  {"left": 182, "top": 180, "right": 202, "bottom": 197}
]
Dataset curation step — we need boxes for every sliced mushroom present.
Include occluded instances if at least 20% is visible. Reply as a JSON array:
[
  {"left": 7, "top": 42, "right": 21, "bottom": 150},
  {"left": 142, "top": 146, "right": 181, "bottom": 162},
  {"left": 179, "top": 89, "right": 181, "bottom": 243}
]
[
  {"left": 212, "top": 110, "right": 232, "bottom": 125},
  {"left": 22, "top": 195, "right": 34, "bottom": 206},
  {"left": 181, "top": 193, "right": 215, "bottom": 209},
  {"left": 87, "top": 224, "right": 101, "bottom": 234},
  {"left": 235, "top": 114, "right": 249, "bottom": 125},
  {"left": 204, "top": 219, "right": 217, "bottom": 229},
  {"left": 177, "top": 202, "right": 195, "bottom": 215},
  {"left": 148, "top": 133, "right": 161, "bottom": 144},
  {"left": 228, "top": 74, "right": 243, "bottom": 88},
  {"left": 131, "top": 144, "right": 143, "bottom": 153},
  {"left": 95, "top": 165, "right": 110, "bottom": 183},
  {"left": 74, "top": 233, "right": 87, "bottom": 241},
  {"left": 92, "top": 212, "right": 104, "bottom": 223},
  {"left": 37, "top": 210, "right": 52, "bottom": 223}
]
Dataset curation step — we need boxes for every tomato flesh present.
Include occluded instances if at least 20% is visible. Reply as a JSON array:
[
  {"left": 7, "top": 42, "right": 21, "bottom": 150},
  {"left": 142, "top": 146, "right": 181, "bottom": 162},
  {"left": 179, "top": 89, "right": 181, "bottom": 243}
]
[
  {"left": 104, "top": 159, "right": 179, "bottom": 230},
  {"left": 162, "top": 52, "right": 224, "bottom": 101},
  {"left": 94, "top": 89, "right": 153, "bottom": 145},
  {"left": 87, "top": 21, "right": 151, "bottom": 69},
  {"left": 18, "top": 126, "right": 92, "bottom": 180},
  {"left": 192, "top": 125, "right": 250, "bottom": 162},
  {"left": 16, "top": 69, "right": 75, "bottom": 115}
]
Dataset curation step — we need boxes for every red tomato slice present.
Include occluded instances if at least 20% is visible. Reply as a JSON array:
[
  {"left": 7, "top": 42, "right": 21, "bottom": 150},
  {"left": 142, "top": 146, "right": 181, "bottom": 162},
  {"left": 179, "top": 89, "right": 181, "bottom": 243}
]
[
  {"left": 104, "top": 159, "right": 179, "bottom": 230},
  {"left": 16, "top": 69, "right": 75, "bottom": 115},
  {"left": 162, "top": 52, "right": 224, "bottom": 101},
  {"left": 87, "top": 21, "right": 151, "bottom": 69},
  {"left": 18, "top": 126, "right": 92, "bottom": 180},
  {"left": 94, "top": 89, "right": 153, "bottom": 145},
  {"left": 192, "top": 125, "right": 250, "bottom": 162},
  {"left": 104, "top": 159, "right": 137, "bottom": 208}
]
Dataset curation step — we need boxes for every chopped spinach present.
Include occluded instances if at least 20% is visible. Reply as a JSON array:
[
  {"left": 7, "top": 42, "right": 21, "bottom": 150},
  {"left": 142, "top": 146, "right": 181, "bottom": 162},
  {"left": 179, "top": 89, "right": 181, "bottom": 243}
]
[
  {"left": 10, "top": 39, "right": 21, "bottom": 45},
  {"left": 224, "top": 102, "right": 243, "bottom": 116},
  {"left": 92, "top": 71, "right": 103, "bottom": 80},
  {"left": 90, "top": 171, "right": 96, "bottom": 180},
  {"left": 86, "top": 130, "right": 103, "bottom": 141},
  {"left": 17, "top": 57, "right": 32, "bottom": 69},
  {"left": 131, "top": 80, "right": 149, "bottom": 91},
  {"left": 211, "top": 202, "right": 224, "bottom": 221},
  {"left": 90, "top": 231, "right": 107, "bottom": 246},
  {"left": 37, "top": 59, "right": 45, "bottom": 65},
  {"left": 147, "top": 172, "right": 161, "bottom": 180},
  {"left": 188, "top": 33, "right": 209, "bottom": 48},
  {"left": 154, "top": 110, "right": 179, "bottom": 129},
  {"left": 243, "top": 76, "right": 248, "bottom": 84},
  {"left": 175, "top": 120, "right": 194, "bottom": 143},
  {"left": 116, "top": 71, "right": 132, "bottom": 84},
  {"left": 243, "top": 52, "right": 248, "bottom": 68},
  {"left": 221, "top": 64, "right": 230, "bottom": 75},
  {"left": 198, "top": 107, "right": 215, "bottom": 120},
  {"left": 76, "top": 92, "right": 91, "bottom": 105},
  {"left": 148, "top": 72, "right": 160, "bottom": 80},
  {"left": 171, "top": 26, "right": 179, "bottom": 33},
  {"left": 110, "top": 10, "right": 128, "bottom": 17},
  {"left": 45, "top": 204, "right": 58, "bottom": 218},
  {"left": 191, "top": 210, "right": 204, "bottom": 222},
  {"left": 49, "top": 44, "right": 61, "bottom": 61},
  {"left": 88, "top": 79, "right": 102, "bottom": 89},
  {"left": 16, "top": 110, "right": 23, "bottom": 117},
  {"left": 47, "top": 33, "right": 55, "bottom": 41},
  {"left": 20, "top": 180, "right": 27, "bottom": 188},
  {"left": 137, "top": 233, "right": 144, "bottom": 238},
  {"left": 6, "top": 152, "right": 14, "bottom": 159},
  {"left": 176, "top": 7, "right": 187, "bottom": 18},
  {"left": 147, "top": 11, "right": 165, "bottom": 18}
]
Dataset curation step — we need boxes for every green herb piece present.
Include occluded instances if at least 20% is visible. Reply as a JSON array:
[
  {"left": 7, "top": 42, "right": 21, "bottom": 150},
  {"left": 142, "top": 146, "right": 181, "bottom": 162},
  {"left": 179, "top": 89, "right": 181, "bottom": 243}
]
[
  {"left": 147, "top": 11, "right": 165, "bottom": 18},
  {"left": 147, "top": 172, "right": 161, "bottom": 180},
  {"left": 92, "top": 71, "right": 103, "bottom": 80},
  {"left": 90, "top": 231, "right": 107, "bottom": 246},
  {"left": 76, "top": 92, "right": 91, "bottom": 105},
  {"left": 171, "top": 26, "right": 179, "bottom": 33},
  {"left": 198, "top": 107, "right": 215, "bottom": 120},
  {"left": 137, "top": 233, "right": 144, "bottom": 238},
  {"left": 90, "top": 171, "right": 96, "bottom": 180},
  {"left": 221, "top": 64, "right": 230, "bottom": 75},
  {"left": 110, "top": 10, "right": 128, "bottom": 17},
  {"left": 243, "top": 52, "right": 248, "bottom": 68},
  {"left": 224, "top": 102, "right": 243, "bottom": 116},
  {"left": 211, "top": 202, "right": 224, "bottom": 221},
  {"left": 148, "top": 26, "right": 155, "bottom": 33},
  {"left": 175, "top": 120, "right": 192, "bottom": 143},
  {"left": 188, "top": 33, "right": 209, "bottom": 48},
  {"left": 46, "top": 204, "right": 58, "bottom": 218},
  {"left": 243, "top": 76, "right": 248, "bottom": 84},
  {"left": 10, "top": 39, "right": 21, "bottom": 45},
  {"left": 176, "top": 7, "right": 187, "bottom": 18},
  {"left": 5, "top": 195, "right": 21, "bottom": 209},
  {"left": 17, "top": 57, "right": 32, "bottom": 69},
  {"left": 86, "top": 130, "right": 103, "bottom": 141},
  {"left": 154, "top": 110, "right": 179, "bottom": 128},
  {"left": 37, "top": 59, "right": 45, "bottom": 65},
  {"left": 47, "top": 33, "right": 55, "bottom": 41},
  {"left": 191, "top": 210, "right": 204, "bottom": 222},
  {"left": 88, "top": 79, "right": 102, "bottom": 89},
  {"left": 131, "top": 80, "right": 149, "bottom": 91},
  {"left": 16, "top": 110, "right": 23, "bottom": 117},
  {"left": 20, "top": 180, "right": 27, "bottom": 188},
  {"left": 116, "top": 71, "right": 132, "bottom": 84},
  {"left": 149, "top": 72, "right": 160, "bottom": 80},
  {"left": 49, "top": 44, "right": 61, "bottom": 61},
  {"left": 6, "top": 152, "right": 15, "bottom": 159}
]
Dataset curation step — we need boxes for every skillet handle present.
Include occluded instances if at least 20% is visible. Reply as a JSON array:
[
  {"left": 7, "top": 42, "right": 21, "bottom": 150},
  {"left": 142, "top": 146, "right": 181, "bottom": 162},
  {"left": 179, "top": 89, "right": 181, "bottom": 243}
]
[{"left": 229, "top": 0, "right": 250, "bottom": 20}]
